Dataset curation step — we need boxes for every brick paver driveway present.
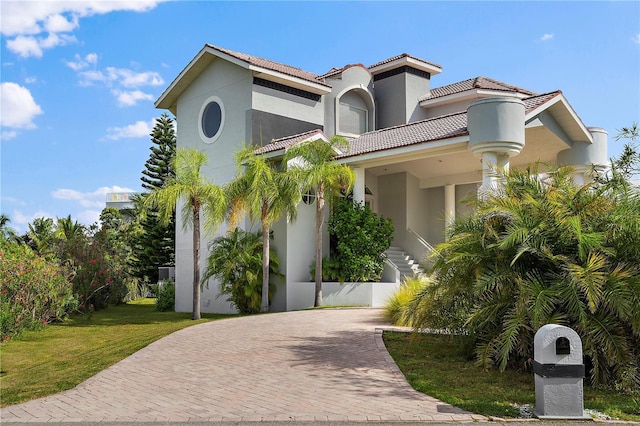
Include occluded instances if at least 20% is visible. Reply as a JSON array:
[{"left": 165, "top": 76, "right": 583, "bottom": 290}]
[{"left": 1, "top": 308, "right": 485, "bottom": 423}]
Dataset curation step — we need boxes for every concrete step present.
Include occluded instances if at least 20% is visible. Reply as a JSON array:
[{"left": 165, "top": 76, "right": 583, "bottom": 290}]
[{"left": 385, "top": 246, "right": 426, "bottom": 280}]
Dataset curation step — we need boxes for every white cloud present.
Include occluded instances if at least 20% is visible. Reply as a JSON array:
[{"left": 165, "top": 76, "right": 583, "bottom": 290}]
[
  {"left": 73, "top": 64, "right": 163, "bottom": 105},
  {"left": 7, "top": 32, "right": 77, "bottom": 58},
  {"left": 6, "top": 35, "right": 43, "bottom": 58},
  {"left": 12, "top": 210, "right": 54, "bottom": 226},
  {"left": 65, "top": 53, "right": 99, "bottom": 71},
  {"left": 105, "top": 119, "right": 154, "bottom": 140},
  {"left": 77, "top": 210, "right": 102, "bottom": 226},
  {"left": 0, "top": 82, "right": 43, "bottom": 131},
  {"left": 45, "top": 13, "right": 79, "bottom": 33},
  {"left": 86, "top": 53, "right": 98, "bottom": 65},
  {"left": 1, "top": 130, "right": 19, "bottom": 141},
  {"left": 2, "top": 1, "right": 165, "bottom": 57},
  {"left": 540, "top": 33, "right": 554, "bottom": 41},
  {"left": 633, "top": 33, "right": 640, "bottom": 45},
  {"left": 1, "top": 196, "right": 27, "bottom": 206},
  {"left": 52, "top": 185, "right": 136, "bottom": 209},
  {"left": 78, "top": 67, "right": 164, "bottom": 88},
  {"left": 110, "top": 68, "right": 164, "bottom": 88},
  {"left": 112, "top": 89, "right": 154, "bottom": 107}
]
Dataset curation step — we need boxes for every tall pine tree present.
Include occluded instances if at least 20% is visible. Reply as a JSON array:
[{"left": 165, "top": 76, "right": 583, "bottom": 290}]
[{"left": 133, "top": 113, "right": 176, "bottom": 283}]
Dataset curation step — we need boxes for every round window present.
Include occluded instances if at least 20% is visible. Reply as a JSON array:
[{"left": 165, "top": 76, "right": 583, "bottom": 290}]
[{"left": 199, "top": 96, "right": 225, "bottom": 143}]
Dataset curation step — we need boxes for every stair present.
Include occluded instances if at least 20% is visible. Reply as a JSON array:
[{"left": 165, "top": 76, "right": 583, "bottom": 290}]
[{"left": 385, "top": 246, "right": 425, "bottom": 281}]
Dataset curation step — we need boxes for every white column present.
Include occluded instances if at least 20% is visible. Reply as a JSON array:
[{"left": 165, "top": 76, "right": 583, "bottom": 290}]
[
  {"left": 479, "top": 152, "right": 510, "bottom": 197},
  {"left": 572, "top": 167, "right": 587, "bottom": 185},
  {"left": 353, "top": 167, "right": 365, "bottom": 204},
  {"left": 444, "top": 184, "right": 456, "bottom": 232}
]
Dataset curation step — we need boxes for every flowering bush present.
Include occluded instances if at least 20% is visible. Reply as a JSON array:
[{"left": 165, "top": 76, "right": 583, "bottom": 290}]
[
  {"left": 0, "top": 240, "right": 77, "bottom": 341},
  {"left": 69, "top": 230, "right": 128, "bottom": 311}
]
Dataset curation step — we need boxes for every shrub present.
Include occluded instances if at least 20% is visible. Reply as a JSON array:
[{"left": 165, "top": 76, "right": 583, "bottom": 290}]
[
  {"left": 309, "top": 257, "right": 343, "bottom": 282},
  {"left": 384, "top": 276, "right": 430, "bottom": 326},
  {"left": 408, "top": 164, "right": 640, "bottom": 388},
  {"left": 326, "top": 199, "right": 394, "bottom": 282},
  {"left": 0, "top": 240, "right": 77, "bottom": 340},
  {"left": 203, "top": 229, "right": 282, "bottom": 314},
  {"left": 154, "top": 279, "right": 175, "bottom": 311},
  {"left": 70, "top": 236, "right": 127, "bottom": 311}
]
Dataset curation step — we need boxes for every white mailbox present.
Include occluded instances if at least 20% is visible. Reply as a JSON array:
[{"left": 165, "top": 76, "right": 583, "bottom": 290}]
[{"left": 533, "top": 324, "right": 589, "bottom": 419}]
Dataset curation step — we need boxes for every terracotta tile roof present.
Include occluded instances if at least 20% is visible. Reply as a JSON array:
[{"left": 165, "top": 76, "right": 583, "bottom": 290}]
[
  {"left": 338, "top": 112, "right": 468, "bottom": 159},
  {"left": 368, "top": 53, "right": 442, "bottom": 71},
  {"left": 253, "top": 129, "right": 325, "bottom": 154},
  {"left": 522, "top": 90, "right": 562, "bottom": 113},
  {"left": 207, "top": 44, "right": 331, "bottom": 88},
  {"left": 422, "top": 76, "right": 537, "bottom": 101},
  {"left": 319, "top": 64, "right": 371, "bottom": 79},
  {"left": 253, "top": 90, "right": 564, "bottom": 159}
]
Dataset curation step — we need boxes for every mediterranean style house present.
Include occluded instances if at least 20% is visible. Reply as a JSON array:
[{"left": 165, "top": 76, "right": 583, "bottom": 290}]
[{"left": 155, "top": 44, "right": 608, "bottom": 314}]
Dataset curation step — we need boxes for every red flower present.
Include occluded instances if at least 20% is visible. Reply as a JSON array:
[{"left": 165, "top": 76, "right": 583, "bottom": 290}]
[
  {"left": 42, "top": 319, "right": 47, "bottom": 324},
  {"left": 89, "top": 259, "right": 97, "bottom": 264},
  {"left": 1, "top": 289, "right": 7, "bottom": 294},
  {"left": 106, "top": 277, "right": 111, "bottom": 283}
]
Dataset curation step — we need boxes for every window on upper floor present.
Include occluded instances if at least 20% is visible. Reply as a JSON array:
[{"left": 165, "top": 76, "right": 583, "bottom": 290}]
[
  {"left": 337, "top": 90, "right": 371, "bottom": 136},
  {"left": 339, "top": 102, "right": 368, "bottom": 135}
]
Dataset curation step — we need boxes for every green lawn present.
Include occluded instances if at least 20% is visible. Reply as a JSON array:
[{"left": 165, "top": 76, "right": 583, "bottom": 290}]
[
  {"left": 383, "top": 331, "right": 640, "bottom": 422},
  {"left": 0, "top": 299, "right": 232, "bottom": 407}
]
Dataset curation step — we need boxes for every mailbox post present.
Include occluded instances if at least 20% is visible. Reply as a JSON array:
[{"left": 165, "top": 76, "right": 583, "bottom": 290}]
[{"left": 533, "top": 324, "right": 589, "bottom": 419}]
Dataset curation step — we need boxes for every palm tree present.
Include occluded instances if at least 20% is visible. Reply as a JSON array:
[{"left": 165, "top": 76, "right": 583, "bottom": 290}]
[
  {"left": 284, "top": 136, "right": 355, "bottom": 307},
  {"left": 225, "top": 147, "right": 299, "bottom": 312},
  {"left": 56, "top": 215, "right": 86, "bottom": 241},
  {"left": 27, "top": 217, "right": 56, "bottom": 255},
  {"left": 144, "top": 148, "right": 226, "bottom": 320},
  {"left": 0, "top": 214, "right": 20, "bottom": 243}
]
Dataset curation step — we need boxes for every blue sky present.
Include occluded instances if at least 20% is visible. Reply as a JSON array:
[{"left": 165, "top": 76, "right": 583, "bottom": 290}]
[{"left": 1, "top": 1, "right": 639, "bottom": 234}]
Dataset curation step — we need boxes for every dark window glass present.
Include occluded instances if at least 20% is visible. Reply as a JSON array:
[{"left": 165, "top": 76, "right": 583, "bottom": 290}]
[{"left": 202, "top": 101, "right": 222, "bottom": 138}]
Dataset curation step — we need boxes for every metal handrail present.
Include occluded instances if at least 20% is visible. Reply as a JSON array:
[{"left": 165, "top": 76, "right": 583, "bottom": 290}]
[{"left": 406, "top": 227, "right": 436, "bottom": 255}]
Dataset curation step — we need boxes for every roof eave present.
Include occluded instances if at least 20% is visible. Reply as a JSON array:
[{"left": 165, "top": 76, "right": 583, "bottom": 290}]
[
  {"left": 420, "top": 89, "right": 529, "bottom": 107},
  {"left": 338, "top": 135, "right": 469, "bottom": 166},
  {"left": 250, "top": 66, "right": 331, "bottom": 95},
  {"left": 155, "top": 45, "right": 215, "bottom": 111},
  {"left": 156, "top": 44, "right": 331, "bottom": 111},
  {"left": 525, "top": 93, "right": 593, "bottom": 143},
  {"left": 369, "top": 56, "right": 442, "bottom": 77},
  {"left": 256, "top": 132, "right": 330, "bottom": 159}
]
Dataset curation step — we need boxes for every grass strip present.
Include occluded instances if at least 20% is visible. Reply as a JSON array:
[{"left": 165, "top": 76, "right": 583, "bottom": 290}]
[
  {"left": 383, "top": 331, "right": 640, "bottom": 422},
  {"left": 0, "top": 299, "right": 232, "bottom": 407}
]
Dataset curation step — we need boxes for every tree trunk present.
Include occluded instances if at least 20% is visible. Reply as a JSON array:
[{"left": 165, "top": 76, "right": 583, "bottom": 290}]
[
  {"left": 261, "top": 204, "right": 270, "bottom": 313},
  {"left": 314, "top": 184, "right": 325, "bottom": 307},
  {"left": 192, "top": 205, "right": 201, "bottom": 320}
]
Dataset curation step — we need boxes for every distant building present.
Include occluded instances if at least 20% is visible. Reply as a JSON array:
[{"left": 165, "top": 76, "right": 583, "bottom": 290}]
[
  {"left": 105, "top": 192, "right": 136, "bottom": 211},
  {"left": 156, "top": 44, "right": 609, "bottom": 314}
]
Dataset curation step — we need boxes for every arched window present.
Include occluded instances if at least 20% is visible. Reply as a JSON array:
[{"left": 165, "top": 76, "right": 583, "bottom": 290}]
[{"left": 338, "top": 90, "right": 369, "bottom": 135}]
